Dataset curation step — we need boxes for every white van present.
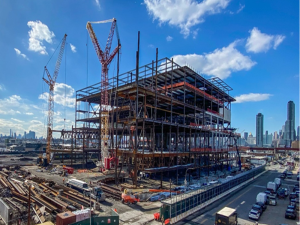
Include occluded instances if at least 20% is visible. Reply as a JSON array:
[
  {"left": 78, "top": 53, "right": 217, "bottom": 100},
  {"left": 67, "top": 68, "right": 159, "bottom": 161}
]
[
  {"left": 256, "top": 192, "right": 267, "bottom": 204},
  {"left": 274, "top": 178, "right": 281, "bottom": 187}
]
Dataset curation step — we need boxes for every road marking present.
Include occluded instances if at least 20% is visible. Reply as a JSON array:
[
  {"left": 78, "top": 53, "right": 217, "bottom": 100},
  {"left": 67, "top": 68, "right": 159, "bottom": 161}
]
[
  {"left": 241, "top": 201, "right": 245, "bottom": 205},
  {"left": 201, "top": 219, "right": 207, "bottom": 223},
  {"left": 252, "top": 185, "right": 266, "bottom": 188},
  {"left": 227, "top": 188, "right": 252, "bottom": 206}
]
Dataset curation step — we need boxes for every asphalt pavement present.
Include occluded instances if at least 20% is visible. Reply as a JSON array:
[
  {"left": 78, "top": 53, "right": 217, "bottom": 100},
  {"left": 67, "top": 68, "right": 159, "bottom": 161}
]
[{"left": 174, "top": 164, "right": 299, "bottom": 225}]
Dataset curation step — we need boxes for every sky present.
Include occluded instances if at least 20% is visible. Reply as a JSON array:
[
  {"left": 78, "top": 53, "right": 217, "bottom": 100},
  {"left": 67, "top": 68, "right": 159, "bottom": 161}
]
[{"left": 0, "top": 0, "right": 299, "bottom": 138}]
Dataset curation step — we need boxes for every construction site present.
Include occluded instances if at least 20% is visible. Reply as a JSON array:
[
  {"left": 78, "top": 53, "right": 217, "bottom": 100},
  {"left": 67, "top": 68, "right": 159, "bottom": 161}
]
[{"left": 1, "top": 18, "right": 296, "bottom": 225}]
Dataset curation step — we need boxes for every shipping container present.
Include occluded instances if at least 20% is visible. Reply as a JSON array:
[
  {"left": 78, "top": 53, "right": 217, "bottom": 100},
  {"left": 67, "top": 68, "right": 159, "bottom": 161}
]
[{"left": 56, "top": 211, "right": 76, "bottom": 225}]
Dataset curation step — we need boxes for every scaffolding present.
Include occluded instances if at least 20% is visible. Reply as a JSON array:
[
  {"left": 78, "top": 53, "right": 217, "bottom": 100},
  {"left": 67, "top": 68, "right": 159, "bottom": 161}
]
[{"left": 59, "top": 56, "right": 241, "bottom": 186}]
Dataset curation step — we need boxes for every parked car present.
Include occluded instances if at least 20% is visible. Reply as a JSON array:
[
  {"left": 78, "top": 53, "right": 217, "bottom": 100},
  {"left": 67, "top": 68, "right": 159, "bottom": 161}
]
[
  {"left": 290, "top": 192, "right": 297, "bottom": 200},
  {"left": 279, "top": 174, "right": 286, "bottom": 179},
  {"left": 290, "top": 198, "right": 297, "bottom": 206},
  {"left": 285, "top": 209, "right": 296, "bottom": 219},
  {"left": 248, "top": 209, "right": 261, "bottom": 221},
  {"left": 287, "top": 205, "right": 296, "bottom": 211},
  {"left": 287, "top": 172, "right": 293, "bottom": 179},
  {"left": 293, "top": 187, "right": 299, "bottom": 192},
  {"left": 255, "top": 202, "right": 267, "bottom": 211},
  {"left": 283, "top": 188, "right": 289, "bottom": 196},
  {"left": 268, "top": 195, "right": 277, "bottom": 206},
  {"left": 277, "top": 191, "right": 286, "bottom": 199},
  {"left": 252, "top": 204, "right": 263, "bottom": 214},
  {"left": 295, "top": 183, "right": 299, "bottom": 188}
]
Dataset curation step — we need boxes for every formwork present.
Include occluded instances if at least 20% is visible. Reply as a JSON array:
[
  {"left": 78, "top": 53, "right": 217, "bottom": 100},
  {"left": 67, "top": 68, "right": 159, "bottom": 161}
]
[{"left": 58, "top": 57, "right": 240, "bottom": 186}]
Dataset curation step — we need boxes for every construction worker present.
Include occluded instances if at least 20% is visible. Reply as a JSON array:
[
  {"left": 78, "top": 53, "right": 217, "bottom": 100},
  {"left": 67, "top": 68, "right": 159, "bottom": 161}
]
[{"left": 63, "top": 178, "right": 65, "bottom": 184}]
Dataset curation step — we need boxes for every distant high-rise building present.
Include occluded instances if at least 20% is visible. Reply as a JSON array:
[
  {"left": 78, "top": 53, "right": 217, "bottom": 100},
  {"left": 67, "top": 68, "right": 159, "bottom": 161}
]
[
  {"left": 244, "top": 132, "right": 248, "bottom": 141},
  {"left": 274, "top": 131, "right": 278, "bottom": 140},
  {"left": 256, "top": 113, "right": 264, "bottom": 147},
  {"left": 297, "top": 126, "right": 300, "bottom": 140},
  {"left": 284, "top": 101, "right": 296, "bottom": 147},
  {"left": 247, "top": 132, "right": 256, "bottom": 145},
  {"left": 10, "top": 129, "right": 11, "bottom": 137},
  {"left": 279, "top": 130, "right": 282, "bottom": 137},
  {"left": 24, "top": 131, "right": 26, "bottom": 139},
  {"left": 27, "top": 130, "right": 35, "bottom": 139}
]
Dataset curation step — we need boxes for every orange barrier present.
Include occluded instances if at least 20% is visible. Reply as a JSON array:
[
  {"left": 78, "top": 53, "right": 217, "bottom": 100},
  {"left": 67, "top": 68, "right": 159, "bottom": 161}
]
[
  {"left": 77, "top": 169, "right": 88, "bottom": 173},
  {"left": 149, "top": 189, "right": 179, "bottom": 193},
  {"left": 153, "top": 212, "right": 160, "bottom": 220}
]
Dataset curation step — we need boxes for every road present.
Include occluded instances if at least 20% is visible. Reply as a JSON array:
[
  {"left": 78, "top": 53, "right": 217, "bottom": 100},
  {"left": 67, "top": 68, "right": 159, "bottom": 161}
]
[{"left": 174, "top": 165, "right": 299, "bottom": 225}]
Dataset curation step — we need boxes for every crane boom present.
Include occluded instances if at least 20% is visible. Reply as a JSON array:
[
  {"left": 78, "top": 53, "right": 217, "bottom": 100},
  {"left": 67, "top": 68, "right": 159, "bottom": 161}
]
[
  {"left": 86, "top": 19, "right": 121, "bottom": 168},
  {"left": 43, "top": 34, "right": 67, "bottom": 164}
]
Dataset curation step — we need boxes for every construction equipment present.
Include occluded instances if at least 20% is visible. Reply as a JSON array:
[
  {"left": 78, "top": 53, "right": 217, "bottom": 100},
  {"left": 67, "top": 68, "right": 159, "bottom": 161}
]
[
  {"left": 43, "top": 34, "right": 67, "bottom": 165},
  {"left": 86, "top": 18, "right": 121, "bottom": 169},
  {"left": 121, "top": 190, "right": 139, "bottom": 204},
  {"left": 225, "top": 128, "right": 242, "bottom": 171}
]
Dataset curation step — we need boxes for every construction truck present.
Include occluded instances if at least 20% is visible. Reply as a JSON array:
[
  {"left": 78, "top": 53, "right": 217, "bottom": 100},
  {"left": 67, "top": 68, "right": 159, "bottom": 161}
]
[
  {"left": 215, "top": 207, "right": 238, "bottom": 225},
  {"left": 66, "top": 179, "right": 105, "bottom": 202},
  {"left": 86, "top": 186, "right": 105, "bottom": 202}
]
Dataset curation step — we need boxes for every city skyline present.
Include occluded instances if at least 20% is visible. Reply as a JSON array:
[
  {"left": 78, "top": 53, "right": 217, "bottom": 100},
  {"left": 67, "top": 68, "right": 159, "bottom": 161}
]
[{"left": 0, "top": 0, "right": 299, "bottom": 138}]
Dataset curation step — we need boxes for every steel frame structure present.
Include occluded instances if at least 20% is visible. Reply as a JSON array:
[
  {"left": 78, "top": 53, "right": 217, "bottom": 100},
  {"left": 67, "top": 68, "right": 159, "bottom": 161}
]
[{"left": 69, "top": 56, "right": 240, "bottom": 186}]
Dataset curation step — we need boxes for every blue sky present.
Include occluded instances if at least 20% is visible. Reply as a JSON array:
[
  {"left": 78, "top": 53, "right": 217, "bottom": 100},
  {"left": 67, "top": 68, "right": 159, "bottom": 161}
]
[{"left": 0, "top": 0, "right": 298, "bottom": 138}]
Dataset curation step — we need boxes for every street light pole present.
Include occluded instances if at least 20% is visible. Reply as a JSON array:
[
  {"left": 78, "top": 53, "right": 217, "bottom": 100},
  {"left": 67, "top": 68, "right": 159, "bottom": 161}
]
[{"left": 27, "top": 185, "right": 31, "bottom": 225}]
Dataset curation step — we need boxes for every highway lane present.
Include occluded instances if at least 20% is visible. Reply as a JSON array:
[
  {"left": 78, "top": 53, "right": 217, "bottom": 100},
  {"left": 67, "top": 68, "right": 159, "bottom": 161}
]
[{"left": 176, "top": 165, "right": 298, "bottom": 225}]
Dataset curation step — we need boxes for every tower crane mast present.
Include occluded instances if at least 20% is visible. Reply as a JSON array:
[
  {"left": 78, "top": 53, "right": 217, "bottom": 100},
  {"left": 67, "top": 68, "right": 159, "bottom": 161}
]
[
  {"left": 86, "top": 18, "right": 121, "bottom": 168},
  {"left": 43, "top": 34, "right": 67, "bottom": 164}
]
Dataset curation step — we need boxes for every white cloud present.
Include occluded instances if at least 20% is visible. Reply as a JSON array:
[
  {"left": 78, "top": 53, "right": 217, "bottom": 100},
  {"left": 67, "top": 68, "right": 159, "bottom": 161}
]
[
  {"left": 27, "top": 20, "right": 55, "bottom": 55},
  {"left": 236, "top": 4, "right": 245, "bottom": 13},
  {"left": 0, "top": 95, "right": 23, "bottom": 115},
  {"left": 11, "top": 118, "right": 24, "bottom": 123},
  {"left": 245, "top": 27, "right": 285, "bottom": 53},
  {"left": 14, "top": 48, "right": 29, "bottom": 60},
  {"left": 0, "top": 119, "right": 25, "bottom": 136},
  {"left": 144, "top": 0, "right": 230, "bottom": 38},
  {"left": 148, "top": 44, "right": 155, "bottom": 48},
  {"left": 234, "top": 93, "right": 272, "bottom": 103},
  {"left": 0, "top": 84, "right": 5, "bottom": 91},
  {"left": 95, "top": 0, "right": 100, "bottom": 9},
  {"left": 273, "top": 35, "right": 285, "bottom": 49},
  {"left": 70, "top": 43, "right": 77, "bottom": 53},
  {"left": 166, "top": 36, "right": 173, "bottom": 41},
  {"left": 172, "top": 41, "right": 256, "bottom": 79},
  {"left": 39, "top": 83, "right": 75, "bottom": 108},
  {"left": 25, "top": 112, "right": 34, "bottom": 115}
]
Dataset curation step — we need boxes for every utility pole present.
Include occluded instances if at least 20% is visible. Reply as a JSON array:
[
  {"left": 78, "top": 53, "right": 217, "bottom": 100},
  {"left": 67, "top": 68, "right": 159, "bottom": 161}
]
[{"left": 27, "top": 185, "right": 31, "bottom": 225}]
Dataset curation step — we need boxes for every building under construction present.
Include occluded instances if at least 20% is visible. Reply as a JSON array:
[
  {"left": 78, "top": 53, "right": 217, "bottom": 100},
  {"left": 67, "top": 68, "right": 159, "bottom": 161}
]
[{"left": 58, "top": 55, "right": 241, "bottom": 186}]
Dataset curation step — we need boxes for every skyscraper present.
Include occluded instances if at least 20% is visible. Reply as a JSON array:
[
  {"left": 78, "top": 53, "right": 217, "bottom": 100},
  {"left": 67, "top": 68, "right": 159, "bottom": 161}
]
[
  {"left": 256, "top": 113, "right": 264, "bottom": 147},
  {"left": 297, "top": 126, "right": 300, "bottom": 141},
  {"left": 244, "top": 132, "right": 248, "bottom": 141},
  {"left": 274, "top": 131, "right": 278, "bottom": 140},
  {"left": 284, "top": 101, "right": 296, "bottom": 147}
]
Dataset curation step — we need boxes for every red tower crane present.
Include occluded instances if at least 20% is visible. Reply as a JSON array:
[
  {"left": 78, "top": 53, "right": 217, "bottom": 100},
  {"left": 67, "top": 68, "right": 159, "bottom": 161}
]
[
  {"left": 86, "top": 18, "right": 121, "bottom": 168},
  {"left": 43, "top": 34, "right": 67, "bottom": 164}
]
